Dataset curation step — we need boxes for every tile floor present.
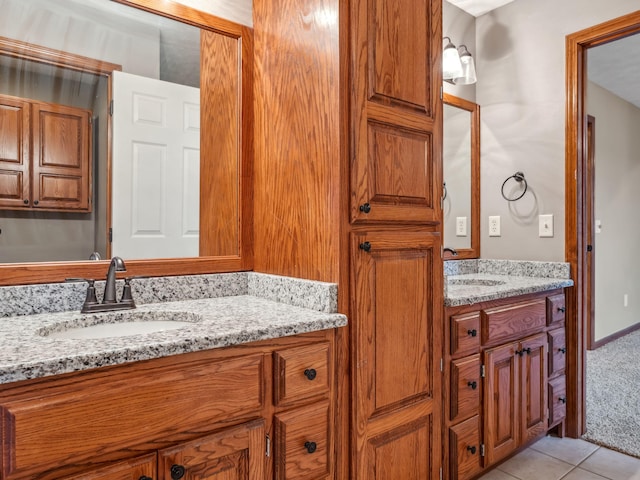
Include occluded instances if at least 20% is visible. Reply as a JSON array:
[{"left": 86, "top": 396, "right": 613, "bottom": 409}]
[{"left": 477, "top": 436, "right": 640, "bottom": 480}]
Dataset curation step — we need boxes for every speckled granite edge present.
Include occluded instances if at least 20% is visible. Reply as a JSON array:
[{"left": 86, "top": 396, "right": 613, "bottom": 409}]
[
  {"left": 248, "top": 273, "right": 338, "bottom": 313},
  {"left": 444, "top": 259, "right": 571, "bottom": 279},
  {"left": 0, "top": 272, "right": 338, "bottom": 317}
]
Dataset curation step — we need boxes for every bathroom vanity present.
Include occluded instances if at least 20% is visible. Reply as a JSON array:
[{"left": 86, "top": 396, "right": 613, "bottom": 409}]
[{"left": 443, "top": 260, "right": 572, "bottom": 480}]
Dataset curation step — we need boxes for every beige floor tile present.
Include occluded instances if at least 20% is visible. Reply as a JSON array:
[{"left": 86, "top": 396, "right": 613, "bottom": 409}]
[
  {"left": 496, "top": 448, "right": 574, "bottom": 480},
  {"left": 476, "top": 468, "right": 520, "bottom": 480},
  {"left": 530, "top": 435, "right": 600, "bottom": 465},
  {"left": 579, "top": 448, "right": 640, "bottom": 480},
  {"left": 562, "top": 467, "right": 612, "bottom": 480}
]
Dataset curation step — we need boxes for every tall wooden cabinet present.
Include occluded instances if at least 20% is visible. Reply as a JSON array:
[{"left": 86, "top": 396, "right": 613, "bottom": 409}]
[{"left": 0, "top": 94, "right": 92, "bottom": 212}]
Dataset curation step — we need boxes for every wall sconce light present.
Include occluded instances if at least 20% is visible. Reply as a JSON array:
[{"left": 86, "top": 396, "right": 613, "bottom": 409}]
[{"left": 442, "top": 37, "right": 477, "bottom": 85}]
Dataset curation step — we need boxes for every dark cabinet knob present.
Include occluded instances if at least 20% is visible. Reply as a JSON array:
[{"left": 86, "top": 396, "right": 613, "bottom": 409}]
[
  {"left": 304, "top": 441, "right": 317, "bottom": 454},
  {"left": 304, "top": 368, "right": 317, "bottom": 380},
  {"left": 559, "top": 397, "right": 567, "bottom": 404},
  {"left": 170, "top": 464, "right": 186, "bottom": 480},
  {"left": 33, "top": 200, "right": 39, "bottom": 205},
  {"left": 359, "top": 203, "right": 371, "bottom": 213},
  {"left": 467, "top": 329, "right": 477, "bottom": 337},
  {"left": 467, "top": 381, "right": 477, "bottom": 390},
  {"left": 139, "top": 476, "right": 153, "bottom": 480},
  {"left": 467, "top": 445, "right": 477, "bottom": 455},
  {"left": 559, "top": 347, "right": 567, "bottom": 354},
  {"left": 557, "top": 306, "right": 566, "bottom": 313},
  {"left": 359, "top": 241, "right": 371, "bottom": 252},
  {"left": 515, "top": 349, "right": 524, "bottom": 357},
  {"left": 524, "top": 347, "right": 532, "bottom": 355},
  {"left": 23, "top": 199, "right": 29, "bottom": 205}
]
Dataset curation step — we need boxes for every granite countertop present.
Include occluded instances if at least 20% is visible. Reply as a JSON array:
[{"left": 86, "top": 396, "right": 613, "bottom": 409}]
[
  {"left": 444, "top": 259, "right": 574, "bottom": 307},
  {"left": 0, "top": 295, "right": 347, "bottom": 384}
]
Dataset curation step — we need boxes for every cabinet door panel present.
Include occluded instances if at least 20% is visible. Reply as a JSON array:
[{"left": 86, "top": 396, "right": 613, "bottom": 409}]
[
  {"left": 520, "top": 333, "right": 548, "bottom": 443},
  {"left": 548, "top": 328, "right": 566, "bottom": 377},
  {"left": 546, "top": 294, "right": 566, "bottom": 327},
  {"left": 484, "top": 342, "right": 518, "bottom": 465},
  {"left": 482, "top": 299, "right": 546, "bottom": 346},
  {"left": 450, "top": 354, "right": 481, "bottom": 423},
  {"left": 449, "top": 416, "right": 483, "bottom": 480},
  {"left": 158, "top": 419, "right": 265, "bottom": 480},
  {"left": 548, "top": 375, "right": 567, "bottom": 426},
  {"left": 273, "top": 342, "right": 331, "bottom": 406},
  {"left": 61, "top": 453, "right": 156, "bottom": 480},
  {"left": 0, "top": 95, "right": 30, "bottom": 208},
  {"left": 450, "top": 312, "right": 481, "bottom": 357}
]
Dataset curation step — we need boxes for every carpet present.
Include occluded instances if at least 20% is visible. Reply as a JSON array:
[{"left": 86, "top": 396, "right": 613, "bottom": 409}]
[{"left": 583, "top": 329, "right": 640, "bottom": 458}]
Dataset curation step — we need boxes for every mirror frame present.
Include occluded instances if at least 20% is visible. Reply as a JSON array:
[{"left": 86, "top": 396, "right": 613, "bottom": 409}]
[
  {"left": 443, "top": 92, "right": 480, "bottom": 260},
  {"left": 0, "top": 0, "right": 254, "bottom": 286}
]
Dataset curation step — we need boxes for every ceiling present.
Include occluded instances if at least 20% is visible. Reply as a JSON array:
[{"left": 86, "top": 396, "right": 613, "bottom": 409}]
[{"left": 446, "top": 0, "right": 515, "bottom": 17}]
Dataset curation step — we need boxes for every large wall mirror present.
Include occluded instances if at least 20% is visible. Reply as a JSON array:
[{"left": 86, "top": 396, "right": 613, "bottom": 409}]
[
  {"left": 443, "top": 92, "right": 480, "bottom": 259},
  {"left": 0, "top": 0, "right": 253, "bottom": 285}
]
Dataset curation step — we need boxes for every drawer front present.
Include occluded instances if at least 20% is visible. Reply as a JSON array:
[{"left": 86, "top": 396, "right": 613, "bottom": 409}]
[
  {"left": 548, "top": 328, "right": 567, "bottom": 377},
  {"left": 549, "top": 375, "right": 567, "bottom": 426},
  {"left": 482, "top": 298, "right": 546, "bottom": 346},
  {"left": 274, "top": 342, "right": 331, "bottom": 406},
  {"left": 274, "top": 400, "right": 330, "bottom": 480},
  {"left": 451, "top": 312, "right": 481, "bottom": 357},
  {"left": 450, "top": 355, "right": 481, "bottom": 423},
  {"left": 1, "top": 354, "right": 265, "bottom": 480},
  {"left": 61, "top": 453, "right": 156, "bottom": 480},
  {"left": 449, "top": 415, "right": 483, "bottom": 480},
  {"left": 547, "top": 294, "right": 566, "bottom": 326}
]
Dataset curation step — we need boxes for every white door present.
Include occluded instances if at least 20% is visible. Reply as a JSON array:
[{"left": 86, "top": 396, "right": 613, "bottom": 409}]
[{"left": 112, "top": 70, "right": 200, "bottom": 259}]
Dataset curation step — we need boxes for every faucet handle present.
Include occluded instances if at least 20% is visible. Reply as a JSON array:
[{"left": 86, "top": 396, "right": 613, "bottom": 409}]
[
  {"left": 119, "top": 276, "right": 146, "bottom": 307},
  {"left": 66, "top": 278, "right": 99, "bottom": 312}
]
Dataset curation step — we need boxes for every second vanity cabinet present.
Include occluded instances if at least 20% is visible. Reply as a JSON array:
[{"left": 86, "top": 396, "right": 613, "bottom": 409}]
[
  {"left": 444, "top": 289, "right": 567, "bottom": 480},
  {"left": 0, "top": 331, "right": 336, "bottom": 480}
]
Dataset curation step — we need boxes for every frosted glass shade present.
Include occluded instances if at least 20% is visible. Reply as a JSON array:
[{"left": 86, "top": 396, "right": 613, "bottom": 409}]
[
  {"left": 443, "top": 44, "right": 463, "bottom": 80},
  {"left": 454, "top": 53, "right": 477, "bottom": 85}
]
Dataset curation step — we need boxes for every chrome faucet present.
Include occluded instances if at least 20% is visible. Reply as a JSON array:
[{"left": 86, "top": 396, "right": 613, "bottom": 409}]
[
  {"left": 103, "top": 256, "right": 126, "bottom": 304},
  {"left": 444, "top": 247, "right": 458, "bottom": 256}
]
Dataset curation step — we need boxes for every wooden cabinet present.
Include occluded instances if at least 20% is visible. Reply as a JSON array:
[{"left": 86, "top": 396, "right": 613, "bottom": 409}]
[
  {"left": 444, "top": 290, "right": 566, "bottom": 478},
  {"left": 0, "top": 331, "right": 336, "bottom": 480},
  {"left": 0, "top": 93, "right": 92, "bottom": 212}
]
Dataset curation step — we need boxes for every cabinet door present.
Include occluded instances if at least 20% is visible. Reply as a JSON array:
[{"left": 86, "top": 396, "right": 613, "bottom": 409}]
[
  {"left": 0, "top": 94, "right": 30, "bottom": 209},
  {"left": 449, "top": 416, "right": 483, "bottom": 480},
  {"left": 61, "top": 453, "right": 156, "bottom": 480},
  {"left": 32, "top": 101, "right": 92, "bottom": 211},
  {"left": 520, "top": 333, "right": 548, "bottom": 444},
  {"left": 158, "top": 419, "right": 265, "bottom": 480},
  {"left": 351, "top": 230, "right": 442, "bottom": 479},
  {"left": 450, "top": 354, "right": 481, "bottom": 423},
  {"left": 350, "top": 0, "right": 442, "bottom": 224},
  {"left": 484, "top": 341, "right": 519, "bottom": 465},
  {"left": 548, "top": 328, "right": 566, "bottom": 377}
]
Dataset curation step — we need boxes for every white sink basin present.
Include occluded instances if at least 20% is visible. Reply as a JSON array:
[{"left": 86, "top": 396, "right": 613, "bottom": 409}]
[
  {"left": 41, "top": 311, "right": 200, "bottom": 339},
  {"left": 448, "top": 278, "right": 506, "bottom": 287}
]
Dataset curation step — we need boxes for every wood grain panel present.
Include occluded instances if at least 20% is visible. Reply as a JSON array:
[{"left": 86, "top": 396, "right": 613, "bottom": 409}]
[
  {"left": 60, "top": 453, "right": 156, "bottom": 480},
  {"left": 1, "top": 354, "right": 264, "bottom": 479},
  {"left": 449, "top": 416, "right": 482, "bottom": 480},
  {"left": 450, "top": 355, "right": 481, "bottom": 423},
  {"left": 450, "top": 312, "right": 481, "bottom": 358},
  {"left": 273, "top": 342, "right": 331, "bottom": 406},
  {"left": 481, "top": 299, "right": 546, "bottom": 346},
  {"left": 546, "top": 293, "right": 566, "bottom": 327},
  {"left": 548, "top": 375, "right": 567, "bottom": 427},
  {"left": 0, "top": 95, "right": 30, "bottom": 208},
  {"left": 253, "top": 0, "right": 340, "bottom": 282},
  {"left": 548, "top": 328, "right": 567, "bottom": 377},
  {"left": 200, "top": 30, "right": 240, "bottom": 257},
  {"left": 520, "top": 333, "right": 547, "bottom": 443}
]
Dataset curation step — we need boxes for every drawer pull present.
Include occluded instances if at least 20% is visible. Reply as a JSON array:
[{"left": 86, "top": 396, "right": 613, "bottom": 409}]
[
  {"left": 557, "top": 306, "right": 566, "bottom": 313},
  {"left": 304, "top": 368, "right": 317, "bottom": 381},
  {"left": 139, "top": 477, "right": 153, "bottom": 480},
  {"left": 359, "top": 203, "right": 371, "bottom": 213},
  {"left": 559, "top": 396, "right": 567, "bottom": 404},
  {"left": 359, "top": 241, "right": 371, "bottom": 252},
  {"left": 304, "top": 441, "right": 317, "bottom": 454},
  {"left": 467, "top": 329, "right": 477, "bottom": 337},
  {"left": 467, "top": 381, "right": 477, "bottom": 390},
  {"left": 170, "top": 464, "right": 186, "bottom": 480},
  {"left": 467, "top": 445, "right": 477, "bottom": 455},
  {"left": 559, "top": 347, "right": 567, "bottom": 354},
  {"left": 516, "top": 348, "right": 532, "bottom": 357}
]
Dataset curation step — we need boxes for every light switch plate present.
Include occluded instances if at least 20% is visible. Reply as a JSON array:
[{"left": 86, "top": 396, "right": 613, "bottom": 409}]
[
  {"left": 489, "top": 216, "right": 501, "bottom": 237},
  {"left": 456, "top": 216, "right": 467, "bottom": 236},
  {"left": 539, "top": 214, "right": 554, "bottom": 237}
]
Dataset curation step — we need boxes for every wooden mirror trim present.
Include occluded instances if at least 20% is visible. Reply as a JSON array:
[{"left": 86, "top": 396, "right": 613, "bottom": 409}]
[
  {"left": 442, "top": 92, "right": 480, "bottom": 260},
  {"left": 0, "top": 0, "right": 254, "bottom": 286}
]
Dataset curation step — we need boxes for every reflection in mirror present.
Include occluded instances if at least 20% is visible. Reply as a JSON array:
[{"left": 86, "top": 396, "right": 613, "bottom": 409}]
[
  {"left": 0, "top": 0, "right": 252, "bottom": 285},
  {"left": 443, "top": 92, "right": 480, "bottom": 259}
]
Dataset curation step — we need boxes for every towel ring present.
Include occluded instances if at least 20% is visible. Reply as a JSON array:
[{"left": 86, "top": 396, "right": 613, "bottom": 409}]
[
  {"left": 501, "top": 171, "right": 527, "bottom": 201},
  {"left": 443, "top": 182, "right": 447, "bottom": 201}
]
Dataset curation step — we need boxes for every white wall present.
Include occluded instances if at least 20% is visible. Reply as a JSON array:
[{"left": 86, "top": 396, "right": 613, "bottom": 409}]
[
  {"left": 587, "top": 81, "right": 640, "bottom": 341},
  {"left": 476, "top": 0, "right": 638, "bottom": 260},
  {"left": 173, "top": 0, "right": 252, "bottom": 27}
]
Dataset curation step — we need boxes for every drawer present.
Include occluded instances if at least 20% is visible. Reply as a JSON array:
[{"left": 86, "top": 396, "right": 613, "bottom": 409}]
[
  {"left": 274, "top": 342, "right": 331, "bottom": 406},
  {"left": 548, "top": 328, "right": 566, "bottom": 377},
  {"left": 451, "top": 312, "right": 481, "bottom": 357},
  {"left": 1, "top": 354, "right": 264, "bottom": 480},
  {"left": 547, "top": 293, "right": 566, "bottom": 326},
  {"left": 481, "top": 298, "right": 546, "bottom": 346},
  {"left": 450, "top": 355, "right": 481, "bottom": 423},
  {"left": 549, "top": 375, "right": 567, "bottom": 426},
  {"left": 60, "top": 453, "right": 156, "bottom": 480},
  {"left": 449, "top": 415, "right": 483, "bottom": 480},
  {"left": 274, "top": 400, "right": 330, "bottom": 480}
]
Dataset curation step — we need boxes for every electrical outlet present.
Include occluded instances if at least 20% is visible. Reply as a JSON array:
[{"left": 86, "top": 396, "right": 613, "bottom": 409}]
[
  {"left": 489, "top": 216, "right": 501, "bottom": 237},
  {"left": 456, "top": 217, "right": 467, "bottom": 236},
  {"left": 539, "top": 214, "right": 554, "bottom": 237}
]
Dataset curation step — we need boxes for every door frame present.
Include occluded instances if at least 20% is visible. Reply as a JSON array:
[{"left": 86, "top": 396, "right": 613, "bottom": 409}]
[{"left": 564, "top": 10, "right": 640, "bottom": 437}]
